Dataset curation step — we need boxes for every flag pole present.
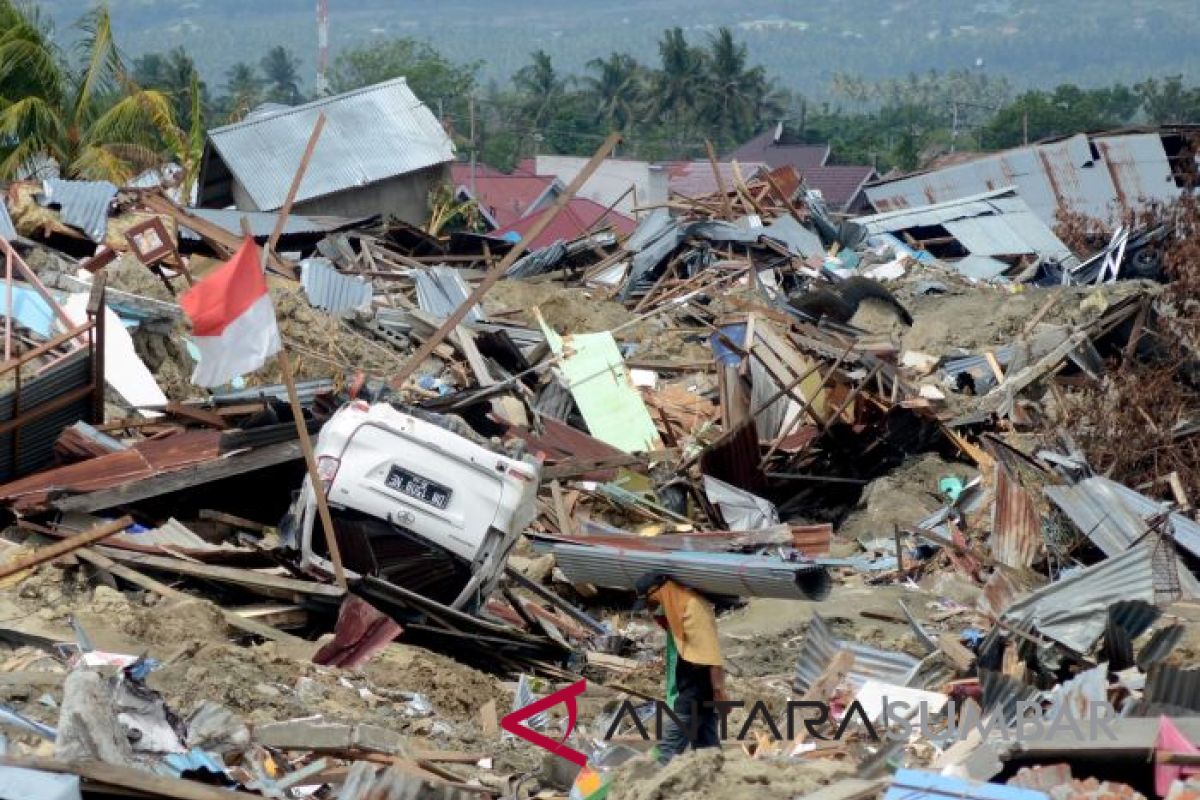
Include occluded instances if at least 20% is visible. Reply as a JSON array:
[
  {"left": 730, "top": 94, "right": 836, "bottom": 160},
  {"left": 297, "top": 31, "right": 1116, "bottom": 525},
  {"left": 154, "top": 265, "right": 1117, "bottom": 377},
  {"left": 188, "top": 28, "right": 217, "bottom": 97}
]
[{"left": 242, "top": 111, "right": 347, "bottom": 589}]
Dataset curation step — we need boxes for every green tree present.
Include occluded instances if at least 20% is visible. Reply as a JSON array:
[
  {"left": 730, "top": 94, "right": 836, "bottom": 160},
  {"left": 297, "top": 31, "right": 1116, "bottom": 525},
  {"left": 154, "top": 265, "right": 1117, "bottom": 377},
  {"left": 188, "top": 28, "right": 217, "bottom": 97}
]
[
  {"left": 704, "top": 27, "right": 775, "bottom": 145},
  {"left": 0, "top": 2, "right": 183, "bottom": 183},
  {"left": 132, "top": 46, "right": 208, "bottom": 131},
  {"left": 513, "top": 49, "right": 566, "bottom": 128},
  {"left": 260, "top": 45, "right": 302, "bottom": 105},
  {"left": 581, "top": 52, "right": 642, "bottom": 132},
  {"left": 331, "top": 37, "right": 478, "bottom": 113},
  {"left": 1136, "top": 75, "right": 1200, "bottom": 124},
  {"left": 222, "top": 61, "right": 263, "bottom": 121}
]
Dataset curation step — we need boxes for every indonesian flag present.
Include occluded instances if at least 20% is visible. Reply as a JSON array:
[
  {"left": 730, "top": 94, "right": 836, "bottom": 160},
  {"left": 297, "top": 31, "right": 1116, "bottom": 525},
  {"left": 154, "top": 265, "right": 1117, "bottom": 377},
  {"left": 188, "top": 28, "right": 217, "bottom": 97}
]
[{"left": 180, "top": 237, "right": 281, "bottom": 388}]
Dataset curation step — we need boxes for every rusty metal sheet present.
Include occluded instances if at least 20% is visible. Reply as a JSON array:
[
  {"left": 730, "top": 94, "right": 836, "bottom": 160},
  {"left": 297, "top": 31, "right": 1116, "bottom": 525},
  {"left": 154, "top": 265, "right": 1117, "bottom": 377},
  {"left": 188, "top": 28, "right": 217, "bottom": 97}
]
[
  {"left": 700, "top": 419, "right": 765, "bottom": 494},
  {"left": 0, "top": 429, "right": 222, "bottom": 511},
  {"left": 313, "top": 595, "right": 402, "bottom": 669},
  {"left": 508, "top": 417, "right": 626, "bottom": 463},
  {"left": 991, "top": 464, "right": 1044, "bottom": 569},
  {"left": 866, "top": 131, "right": 1180, "bottom": 227}
]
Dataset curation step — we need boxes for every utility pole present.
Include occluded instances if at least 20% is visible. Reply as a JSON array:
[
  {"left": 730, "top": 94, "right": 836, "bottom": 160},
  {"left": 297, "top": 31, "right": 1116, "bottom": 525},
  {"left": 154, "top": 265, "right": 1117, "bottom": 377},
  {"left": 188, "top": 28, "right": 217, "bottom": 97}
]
[
  {"left": 951, "top": 100, "right": 959, "bottom": 153},
  {"left": 1023, "top": 111, "right": 1029, "bottom": 146},
  {"left": 469, "top": 95, "right": 477, "bottom": 200},
  {"left": 315, "top": 0, "right": 329, "bottom": 96}
]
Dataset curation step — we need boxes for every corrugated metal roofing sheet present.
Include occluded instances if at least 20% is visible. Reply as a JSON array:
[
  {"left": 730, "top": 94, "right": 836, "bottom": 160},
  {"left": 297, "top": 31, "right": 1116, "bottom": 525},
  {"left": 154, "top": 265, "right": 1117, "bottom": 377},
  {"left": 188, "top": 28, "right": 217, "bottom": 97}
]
[
  {"left": 205, "top": 77, "right": 454, "bottom": 211},
  {"left": 991, "top": 463, "right": 1044, "bottom": 569},
  {"left": 1002, "top": 542, "right": 1155, "bottom": 653},
  {"left": 413, "top": 266, "right": 484, "bottom": 322},
  {"left": 300, "top": 258, "right": 373, "bottom": 314},
  {"left": 858, "top": 188, "right": 1076, "bottom": 267},
  {"left": 885, "top": 769, "right": 1049, "bottom": 800},
  {"left": 549, "top": 541, "right": 831, "bottom": 600},
  {"left": 865, "top": 131, "right": 1181, "bottom": 227},
  {"left": 794, "top": 614, "right": 922, "bottom": 693},
  {"left": 37, "top": 179, "right": 117, "bottom": 242},
  {"left": 0, "top": 348, "right": 95, "bottom": 481},
  {"left": 0, "top": 198, "right": 17, "bottom": 240},
  {"left": 1044, "top": 476, "right": 1200, "bottom": 597}
]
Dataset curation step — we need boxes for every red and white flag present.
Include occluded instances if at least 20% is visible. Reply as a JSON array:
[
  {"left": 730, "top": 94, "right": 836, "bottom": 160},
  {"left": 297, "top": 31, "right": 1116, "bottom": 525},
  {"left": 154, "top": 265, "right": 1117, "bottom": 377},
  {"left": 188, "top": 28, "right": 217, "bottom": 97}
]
[{"left": 179, "top": 237, "right": 281, "bottom": 388}]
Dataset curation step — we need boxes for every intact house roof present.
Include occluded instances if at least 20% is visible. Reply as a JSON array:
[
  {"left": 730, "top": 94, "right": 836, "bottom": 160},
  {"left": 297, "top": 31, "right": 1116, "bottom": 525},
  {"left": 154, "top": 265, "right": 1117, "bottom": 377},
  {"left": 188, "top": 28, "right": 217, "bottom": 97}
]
[
  {"left": 665, "top": 160, "right": 769, "bottom": 199},
  {"left": 491, "top": 197, "right": 636, "bottom": 250},
  {"left": 727, "top": 129, "right": 831, "bottom": 172},
  {"left": 802, "top": 165, "right": 879, "bottom": 212},
  {"left": 453, "top": 172, "right": 562, "bottom": 229},
  {"left": 197, "top": 77, "right": 454, "bottom": 211}
]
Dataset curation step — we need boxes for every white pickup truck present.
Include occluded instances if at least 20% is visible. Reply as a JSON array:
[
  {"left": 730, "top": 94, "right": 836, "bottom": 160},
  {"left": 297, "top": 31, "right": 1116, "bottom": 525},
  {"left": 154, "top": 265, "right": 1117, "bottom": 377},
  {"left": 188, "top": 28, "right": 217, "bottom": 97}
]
[{"left": 284, "top": 401, "right": 540, "bottom": 611}]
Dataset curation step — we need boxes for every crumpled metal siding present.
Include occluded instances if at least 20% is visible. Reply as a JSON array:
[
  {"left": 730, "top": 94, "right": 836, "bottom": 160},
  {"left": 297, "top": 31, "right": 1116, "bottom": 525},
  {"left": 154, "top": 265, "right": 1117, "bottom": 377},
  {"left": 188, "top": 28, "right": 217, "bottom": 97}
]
[
  {"left": 858, "top": 188, "right": 1076, "bottom": 266},
  {"left": 413, "top": 266, "right": 484, "bottom": 322},
  {"left": 1002, "top": 541, "right": 1155, "bottom": 653},
  {"left": 548, "top": 541, "right": 831, "bottom": 600},
  {"left": 1092, "top": 133, "right": 1180, "bottom": 210},
  {"left": 1044, "top": 477, "right": 1200, "bottom": 597},
  {"left": 206, "top": 78, "right": 454, "bottom": 211},
  {"left": 37, "top": 178, "right": 117, "bottom": 242},
  {"left": 865, "top": 131, "right": 1179, "bottom": 227},
  {"left": 300, "top": 257, "right": 373, "bottom": 314},
  {"left": 794, "top": 614, "right": 921, "bottom": 692},
  {"left": 0, "top": 348, "right": 94, "bottom": 481},
  {"left": 991, "top": 463, "right": 1044, "bottom": 569},
  {"left": 0, "top": 198, "right": 17, "bottom": 240}
]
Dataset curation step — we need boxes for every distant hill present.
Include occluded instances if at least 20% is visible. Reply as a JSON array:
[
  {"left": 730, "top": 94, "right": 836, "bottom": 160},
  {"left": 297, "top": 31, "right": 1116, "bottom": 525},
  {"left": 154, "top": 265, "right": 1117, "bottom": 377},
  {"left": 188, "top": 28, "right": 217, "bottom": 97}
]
[{"left": 35, "top": 0, "right": 1200, "bottom": 98}]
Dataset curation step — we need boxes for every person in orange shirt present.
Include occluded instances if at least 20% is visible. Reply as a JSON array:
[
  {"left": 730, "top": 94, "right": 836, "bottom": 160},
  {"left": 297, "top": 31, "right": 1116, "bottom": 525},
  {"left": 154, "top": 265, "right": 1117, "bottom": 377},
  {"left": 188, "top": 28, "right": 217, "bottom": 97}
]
[{"left": 634, "top": 572, "right": 726, "bottom": 762}]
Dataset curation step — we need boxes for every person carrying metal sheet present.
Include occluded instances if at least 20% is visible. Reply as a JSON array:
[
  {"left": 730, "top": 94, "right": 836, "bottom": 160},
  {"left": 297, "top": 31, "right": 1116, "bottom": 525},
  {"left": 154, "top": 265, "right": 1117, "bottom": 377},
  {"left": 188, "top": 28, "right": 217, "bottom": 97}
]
[{"left": 634, "top": 572, "right": 725, "bottom": 762}]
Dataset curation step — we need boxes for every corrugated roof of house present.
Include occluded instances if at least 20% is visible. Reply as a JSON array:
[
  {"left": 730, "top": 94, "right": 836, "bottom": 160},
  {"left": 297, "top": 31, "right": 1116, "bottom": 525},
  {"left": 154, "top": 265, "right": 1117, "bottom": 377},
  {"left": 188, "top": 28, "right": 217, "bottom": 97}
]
[
  {"left": 727, "top": 130, "right": 831, "bottom": 172},
  {"left": 203, "top": 78, "right": 454, "bottom": 211},
  {"left": 453, "top": 173, "right": 560, "bottom": 229},
  {"left": 491, "top": 197, "right": 636, "bottom": 249},
  {"left": 802, "top": 165, "right": 878, "bottom": 210}
]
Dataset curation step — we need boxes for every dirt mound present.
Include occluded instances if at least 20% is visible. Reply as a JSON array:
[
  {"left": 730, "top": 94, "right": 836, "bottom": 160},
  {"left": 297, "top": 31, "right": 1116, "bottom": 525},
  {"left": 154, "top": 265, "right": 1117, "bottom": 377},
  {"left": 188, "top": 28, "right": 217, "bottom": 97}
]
[
  {"left": 837, "top": 453, "right": 976, "bottom": 542},
  {"left": 484, "top": 281, "right": 636, "bottom": 334},
  {"left": 608, "top": 747, "right": 851, "bottom": 800},
  {"left": 361, "top": 644, "right": 508, "bottom": 722}
]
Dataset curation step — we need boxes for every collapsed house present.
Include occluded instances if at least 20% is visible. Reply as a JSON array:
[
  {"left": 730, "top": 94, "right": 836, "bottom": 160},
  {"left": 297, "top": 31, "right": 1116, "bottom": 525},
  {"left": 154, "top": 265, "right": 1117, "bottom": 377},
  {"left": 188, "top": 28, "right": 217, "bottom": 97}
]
[{"left": 0, "top": 125, "right": 1196, "bottom": 800}]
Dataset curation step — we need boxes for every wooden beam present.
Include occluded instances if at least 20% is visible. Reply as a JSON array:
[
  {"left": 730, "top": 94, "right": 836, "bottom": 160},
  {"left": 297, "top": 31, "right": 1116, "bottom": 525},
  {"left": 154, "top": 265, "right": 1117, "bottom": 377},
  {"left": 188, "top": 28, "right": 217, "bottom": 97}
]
[
  {"left": 0, "top": 516, "right": 131, "bottom": 579},
  {"left": 72, "top": 547, "right": 306, "bottom": 645},
  {"left": 392, "top": 132, "right": 622, "bottom": 387},
  {"left": 93, "top": 549, "right": 345, "bottom": 598}
]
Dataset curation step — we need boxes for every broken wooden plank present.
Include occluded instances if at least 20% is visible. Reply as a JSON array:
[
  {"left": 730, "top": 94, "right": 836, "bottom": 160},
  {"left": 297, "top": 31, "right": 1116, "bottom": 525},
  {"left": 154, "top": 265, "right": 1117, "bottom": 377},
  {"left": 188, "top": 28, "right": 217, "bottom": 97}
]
[
  {"left": 93, "top": 549, "right": 345, "bottom": 598},
  {"left": 71, "top": 548, "right": 306, "bottom": 645},
  {"left": 164, "top": 402, "right": 229, "bottom": 430},
  {"left": 0, "top": 516, "right": 132, "bottom": 579}
]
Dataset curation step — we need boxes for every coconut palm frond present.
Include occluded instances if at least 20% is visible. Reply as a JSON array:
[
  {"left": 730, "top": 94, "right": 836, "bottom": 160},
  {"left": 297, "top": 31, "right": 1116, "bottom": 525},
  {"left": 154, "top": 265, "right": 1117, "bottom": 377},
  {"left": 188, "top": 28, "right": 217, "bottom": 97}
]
[
  {"left": 71, "top": 5, "right": 124, "bottom": 126},
  {"left": 0, "top": 37, "right": 64, "bottom": 103},
  {"left": 85, "top": 89, "right": 177, "bottom": 150},
  {"left": 70, "top": 142, "right": 138, "bottom": 184}
]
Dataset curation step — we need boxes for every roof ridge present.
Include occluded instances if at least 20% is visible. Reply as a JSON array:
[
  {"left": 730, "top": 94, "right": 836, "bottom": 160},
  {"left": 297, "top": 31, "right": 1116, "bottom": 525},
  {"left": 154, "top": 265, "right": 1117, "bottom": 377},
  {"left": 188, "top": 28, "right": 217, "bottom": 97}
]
[{"left": 208, "top": 76, "right": 414, "bottom": 134}]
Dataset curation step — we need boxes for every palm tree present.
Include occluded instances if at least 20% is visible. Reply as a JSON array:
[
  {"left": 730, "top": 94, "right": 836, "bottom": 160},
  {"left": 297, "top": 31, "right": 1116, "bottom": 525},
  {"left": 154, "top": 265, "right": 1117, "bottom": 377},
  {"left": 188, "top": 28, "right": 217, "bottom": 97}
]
[
  {"left": 260, "top": 45, "right": 302, "bottom": 105},
  {"left": 133, "top": 46, "right": 207, "bottom": 131},
  {"left": 513, "top": 50, "right": 565, "bottom": 127},
  {"left": 0, "top": 2, "right": 183, "bottom": 184},
  {"left": 655, "top": 28, "right": 706, "bottom": 120},
  {"left": 224, "top": 62, "right": 263, "bottom": 121},
  {"left": 705, "top": 27, "right": 773, "bottom": 143},
  {"left": 581, "top": 52, "right": 642, "bottom": 132}
]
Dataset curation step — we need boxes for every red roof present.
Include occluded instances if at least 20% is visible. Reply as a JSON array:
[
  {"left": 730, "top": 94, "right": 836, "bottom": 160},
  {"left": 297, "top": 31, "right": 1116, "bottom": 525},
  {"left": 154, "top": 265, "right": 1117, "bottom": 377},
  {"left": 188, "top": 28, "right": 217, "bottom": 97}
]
[
  {"left": 664, "top": 160, "right": 769, "bottom": 198},
  {"left": 453, "top": 172, "right": 559, "bottom": 229},
  {"left": 801, "top": 165, "right": 879, "bottom": 211},
  {"left": 727, "top": 130, "right": 831, "bottom": 172},
  {"left": 491, "top": 197, "right": 636, "bottom": 250},
  {"left": 450, "top": 162, "right": 507, "bottom": 184}
]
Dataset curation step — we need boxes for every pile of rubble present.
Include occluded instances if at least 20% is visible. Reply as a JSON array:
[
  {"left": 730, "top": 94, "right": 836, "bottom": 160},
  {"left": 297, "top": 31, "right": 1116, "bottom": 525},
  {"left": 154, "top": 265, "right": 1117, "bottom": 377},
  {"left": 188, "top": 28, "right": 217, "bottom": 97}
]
[{"left": 0, "top": 137, "right": 1196, "bottom": 800}]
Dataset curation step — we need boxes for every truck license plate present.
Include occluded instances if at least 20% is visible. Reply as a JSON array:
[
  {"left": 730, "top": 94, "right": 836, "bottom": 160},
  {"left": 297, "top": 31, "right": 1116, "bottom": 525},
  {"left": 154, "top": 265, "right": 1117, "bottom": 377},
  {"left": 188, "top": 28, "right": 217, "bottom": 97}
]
[{"left": 385, "top": 465, "right": 452, "bottom": 510}]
